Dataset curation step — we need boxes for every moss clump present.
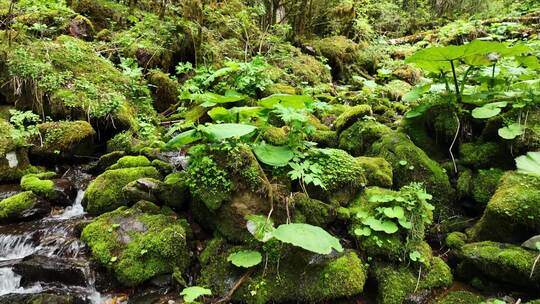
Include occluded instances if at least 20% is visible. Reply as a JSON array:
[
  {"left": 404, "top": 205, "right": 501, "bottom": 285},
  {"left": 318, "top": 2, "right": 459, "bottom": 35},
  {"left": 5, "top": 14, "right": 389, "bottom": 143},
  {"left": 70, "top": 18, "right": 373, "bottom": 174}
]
[
  {"left": 445, "top": 231, "right": 468, "bottom": 249},
  {"left": 459, "top": 141, "right": 509, "bottom": 169},
  {"left": 20, "top": 172, "right": 56, "bottom": 199},
  {"left": 261, "top": 126, "right": 289, "bottom": 146},
  {"left": 89, "top": 151, "right": 126, "bottom": 174},
  {"left": 30, "top": 121, "right": 95, "bottom": 157},
  {"left": 309, "top": 36, "right": 364, "bottom": 82},
  {"left": 269, "top": 44, "right": 332, "bottom": 85},
  {"left": 0, "top": 191, "right": 38, "bottom": 220},
  {"left": 200, "top": 241, "right": 367, "bottom": 303},
  {"left": 471, "top": 168, "right": 504, "bottom": 205},
  {"left": 309, "top": 130, "right": 338, "bottom": 148},
  {"left": 80, "top": 203, "right": 189, "bottom": 287},
  {"left": 307, "top": 148, "right": 367, "bottom": 206},
  {"left": 455, "top": 241, "right": 540, "bottom": 289},
  {"left": 333, "top": 105, "right": 372, "bottom": 133},
  {"left": 339, "top": 120, "right": 391, "bottom": 156},
  {"left": 151, "top": 159, "right": 174, "bottom": 176},
  {"left": 265, "top": 83, "right": 297, "bottom": 95},
  {"left": 83, "top": 166, "right": 162, "bottom": 215},
  {"left": 435, "top": 291, "right": 485, "bottom": 304},
  {"left": 108, "top": 155, "right": 152, "bottom": 170},
  {"left": 382, "top": 79, "right": 412, "bottom": 101},
  {"left": 156, "top": 172, "right": 190, "bottom": 210},
  {"left": 69, "top": 0, "right": 129, "bottom": 30},
  {"left": 291, "top": 192, "right": 336, "bottom": 227},
  {"left": 369, "top": 132, "right": 455, "bottom": 218},
  {"left": 372, "top": 257, "right": 453, "bottom": 304},
  {"left": 456, "top": 169, "right": 473, "bottom": 200},
  {"left": 147, "top": 69, "right": 179, "bottom": 112},
  {"left": 356, "top": 156, "right": 393, "bottom": 187},
  {"left": 468, "top": 172, "right": 540, "bottom": 243}
]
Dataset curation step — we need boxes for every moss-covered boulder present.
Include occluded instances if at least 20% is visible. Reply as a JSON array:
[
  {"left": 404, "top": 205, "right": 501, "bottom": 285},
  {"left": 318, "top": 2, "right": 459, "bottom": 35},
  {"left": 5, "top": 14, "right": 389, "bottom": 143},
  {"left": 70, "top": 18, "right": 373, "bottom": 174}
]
[
  {"left": 199, "top": 238, "right": 367, "bottom": 303},
  {"left": 457, "top": 168, "right": 504, "bottom": 207},
  {"left": 308, "top": 36, "right": 364, "bottom": 82},
  {"left": 0, "top": 191, "right": 51, "bottom": 224},
  {"left": 156, "top": 172, "right": 190, "bottom": 210},
  {"left": 435, "top": 291, "right": 485, "bottom": 304},
  {"left": 107, "top": 155, "right": 152, "bottom": 170},
  {"left": 459, "top": 141, "right": 511, "bottom": 169},
  {"left": 82, "top": 166, "right": 162, "bottom": 215},
  {"left": 80, "top": 203, "right": 189, "bottom": 287},
  {"left": 356, "top": 156, "right": 393, "bottom": 187},
  {"left": 290, "top": 192, "right": 336, "bottom": 227},
  {"left": 147, "top": 69, "right": 179, "bottom": 112},
  {"left": 333, "top": 104, "right": 372, "bottom": 133},
  {"left": 455, "top": 241, "right": 540, "bottom": 289},
  {"left": 469, "top": 172, "right": 540, "bottom": 243},
  {"left": 20, "top": 172, "right": 76, "bottom": 206},
  {"left": 372, "top": 258, "right": 453, "bottom": 304},
  {"left": 30, "top": 121, "right": 95, "bottom": 159},
  {"left": 369, "top": 132, "right": 455, "bottom": 217},
  {"left": 338, "top": 120, "right": 391, "bottom": 156}
]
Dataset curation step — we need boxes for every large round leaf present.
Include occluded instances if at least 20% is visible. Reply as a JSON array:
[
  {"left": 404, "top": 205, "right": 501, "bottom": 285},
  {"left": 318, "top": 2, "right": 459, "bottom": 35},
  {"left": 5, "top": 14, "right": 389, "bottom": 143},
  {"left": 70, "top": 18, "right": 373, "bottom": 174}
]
[
  {"left": 202, "top": 123, "right": 257, "bottom": 141},
  {"left": 272, "top": 223, "right": 343, "bottom": 254},
  {"left": 471, "top": 102, "right": 507, "bottom": 119},
  {"left": 227, "top": 250, "right": 262, "bottom": 268},
  {"left": 180, "top": 286, "right": 212, "bottom": 303},
  {"left": 165, "top": 129, "right": 202, "bottom": 149},
  {"left": 253, "top": 143, "right": 294, "bottom": 167},
  {"left": 516, "top": 152, "right": 540, "bottom": 176},
  {"left": 498, "top": 123, "right": 524, "bottom": 140}
]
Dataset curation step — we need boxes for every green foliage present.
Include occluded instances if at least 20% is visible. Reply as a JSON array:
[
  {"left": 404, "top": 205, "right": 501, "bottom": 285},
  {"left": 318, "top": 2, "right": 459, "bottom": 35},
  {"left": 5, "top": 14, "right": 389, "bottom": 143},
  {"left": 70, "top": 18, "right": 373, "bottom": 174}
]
[
  {"left": 8, "top": 110, "right": 41, "bottom": 144},
  {"left": 166, "top": 123, "right": 257, "bottom": 149},
  {"left": 515, "top": 152, "right": 540, "bottom": 176},
  {"left": 272, "top": 223, "right": 343, "bottom": 255},
  {"left": 227, "top": 250, "right": 262, "bottom": 268},
  {"left": 253, "top": 143, "right": 294, "bottom": 167},
  {"left": 180, "top": 286, "right": 212, "bottom": 303}
]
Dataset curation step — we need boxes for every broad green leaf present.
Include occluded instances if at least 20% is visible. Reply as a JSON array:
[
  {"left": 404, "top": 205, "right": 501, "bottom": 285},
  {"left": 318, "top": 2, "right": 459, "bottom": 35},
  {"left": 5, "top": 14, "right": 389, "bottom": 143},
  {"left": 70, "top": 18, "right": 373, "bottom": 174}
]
[
  {"left": 208, "top": 106, "right": 262, "bottom": 123},
  {"left": 180, "top": 286, "right": 212, "bottom": 303},
  {"left": 402, "top": 84, "right": 431, "bottom": 103},
  {"left": 189, "top": 91, "right": 246, "bottom": 107},
  {"left": 201, "top": 123, "right": 256, "bottom": 141},
  {"left": 515, "top": 152, "right": 540, "bottom": 176},
  {"left": 253, "top": 143, "right": 294, "bottom": 167},
  {"left": 165, "top": 129, "right": 202, "bottom": 149},
  {"left": 471, "top": 102, "right": 507, "bottom": 119},
  {"left": 208, "top": 107, "right": 232, "bottom": 122},
  {"left": 362, "top": 217, "right": 399, "bottom": 234},
  {"left": 517, "top": 56, "right": 540, "bottom": 69},
  {"left": 246, "top": 214, "right": 275, "bottom": 242},
  {"left": 498, "top": 123, "right": 524, "bottom": 140},
  {"left": 227, "top": 250, "right": 262, "bottom": 268},
  {"left": 272, "top": 223, "right": 343, "bottom": 254},
  {"left": 368, "top": 194, "right": 396, "bottom": 203},
  {"left": 354, "top": 227, "right": 371, "bottom": 237},
  {"left": 405, "top": 103, "right": 433, "bottom": 119},
  {"left": 259, "top": 94, "right": 312, "bottom": 109}
]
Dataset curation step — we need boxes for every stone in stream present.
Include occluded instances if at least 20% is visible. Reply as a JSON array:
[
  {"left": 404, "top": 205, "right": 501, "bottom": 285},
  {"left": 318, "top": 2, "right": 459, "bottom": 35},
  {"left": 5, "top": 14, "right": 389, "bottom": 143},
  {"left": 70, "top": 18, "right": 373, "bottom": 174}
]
[
  {"left": 13, "top": 254, "right": 88, "bottom": 287},
  {"left": 0, "top": 192, "right": 51, "bottom": 224},
  {"left": 0, "top": 292, "right": 90, "bottom": 304},
  {"left": 29, "top": 121, "right": 96, "bottom": 161},
  {"left": 20, "top": 172, "right": 77, "bottom": 206}
]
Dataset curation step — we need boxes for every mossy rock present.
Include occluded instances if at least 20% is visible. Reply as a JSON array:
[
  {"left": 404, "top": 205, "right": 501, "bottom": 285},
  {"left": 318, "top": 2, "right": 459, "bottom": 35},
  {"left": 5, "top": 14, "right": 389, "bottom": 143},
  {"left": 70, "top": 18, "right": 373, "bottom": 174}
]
[
  {"left": 30, "top": 121, "right": 95, "bottom": 159},
  {"left": 290, "top": 192, "right": 337, "bottom": 227},
  {"left": 308, "top": 36, "right": 364, "bottom": 82},
  {"left": 306, "top": 148, "right": 367, "bottom": 206},
  {"left": 20, "top": 172, "right": 76, "bottom": 206},
  {"left": 369, "top": 132, "right": 455, "bottom": 218},
  {"left": 445, "top": 231, "right": 468, "bottom": 249},
  {"left": 309, "top": 130, "right": 338, "bottom": 148},
  {"left": 0, "top": 191, "right": 50, "bottom": 224},
  {"left": 80, "top": 203, "right": 189, "bottom": 287},
  {"left": 82, "top": 166, "right": 162, "bottom": 215},
  {"left": 108, "top": 155, "right": 152, "bottom": 170},
  {"left": 356, "top": 156, "right": 393, "bottom": 187},
  {"left": 269, "top": 44, "right": 332, "bottom": 85},
  {"left": 156, "top": 172, "right": 190, "bottom": 210},
  {"left": 89, "top": 151, "right": 126, "bottom": 174},
  {"left": 459, "top": 141, "right": 511, "bottom": 169},
  {"left": 261, "top": 126, "right": 289, "bottom": 146},
  {"left": 455, "top": 241, "right": 540, "bottom": 289},
  {"left": 147, "top": 69, "right": 179, "bottom": 112},
  {"left": 199, "top": 239, "right": 367, "bottom": 303},
  {"left": 372, "top": 257, "right": 453, "bottom": 304},
  {"left": 468, "top": 172, "right": 540, "bottom": 243},
  {"left": 69, "top": 0, "right": 130, "bottom": 30},
  {"left": 382, "top": 79, "right": 412, "bottom": 101},
  {"left": 333, "top": 105, "right": 372, "bottom": 133},
  {"left": 339, "top": 120, "right": 391, "bottom": 156},
  {"left": 435, "top": 291, "right": 485, "bottom": 304}
]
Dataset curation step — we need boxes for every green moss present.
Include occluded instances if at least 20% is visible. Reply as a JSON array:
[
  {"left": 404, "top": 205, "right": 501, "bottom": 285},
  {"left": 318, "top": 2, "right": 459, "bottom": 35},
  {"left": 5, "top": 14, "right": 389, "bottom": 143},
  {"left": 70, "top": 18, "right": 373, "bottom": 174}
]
[
  {"left": 108, "top": 155, "right": 152, "bottom": 170},
  {"left": 468, "top": 172, "right": 540, "bottom": 243},
  {"left": 459, "top": 142, "right": 509, "bottom": 169},
  {"left": 151, "top": 159, "right": 174, "bottom": 176},
  {"left": 156, "top": 172, "right": 190, "bottom": 210},
  {"left": 333, "top": 105, "right": 372, "bottom": 133},
  {"left": 80, "top": 204, "right": 189, "bottom": 287},
  {"left": 83, "top": 166, "right": 162, "bottom": 215},
  {"left": 265, "top": 83, "right": 297, "bottom": 95},
  {"left": 269, "top": 44, "right": 332, "bottom": 85},
  {"left": 31, "top": 121, "right": 95, "bottom": 157},
  {"left": 69, "top": 0, "right": 129, "bottom": 30},
  {"left": 445, "top": 232, "right": 468, "bottom": 249},
  {"left": 338, "top": 120, "right": 391, "bottom": 156},
  {"left": 382, "top": 79, "right": 412, "bottom": 101},
  {"left": 373, "top": 257, "right": 453, "bottom": 304},
  {"left": 261, "top": 126, "right": 288, "bottom": 146},
  {"left": 309, "top": 130, "right": 338, "bottom": 148},
  {"left": 456, "top": 169, "right": 473, "bottom": 200},
  {"left": 435, "top": 291, "right": 485, "bottom": 304},
  {"left": 291, "top": 192, "right": 336, "bottom": 227},
  {"left": 471, "top": 168, "right": 504, "bottom": 205},
  {"left": 0, "top": 191, "right": 39, "bottom": 219},
  {"left": 356, "top": 156, "right": 393, "bottom": 187},
  {"left": 456, "top": 241, "right": 540, "bottom": 289},
  {"left": 20, "top": 172, "right": 56, "bottom": 199},
  {"left": 309, "top": 36, "right": 364, "bottom": 82},
  {"left": 147, "top": 69, "right": 179, "bottom": 112},
  {"left": 369, "top": 132, "right": 455, "bottom": 218}
]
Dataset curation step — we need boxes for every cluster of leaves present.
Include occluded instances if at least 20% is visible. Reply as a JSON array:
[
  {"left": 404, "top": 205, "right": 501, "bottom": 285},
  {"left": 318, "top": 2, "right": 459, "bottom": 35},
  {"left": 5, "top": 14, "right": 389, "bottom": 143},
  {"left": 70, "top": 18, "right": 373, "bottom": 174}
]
[
  {"left": 8, "top": 109, "right": 41, "bottom": 144},
  {"left": 405, "top": 39, "right": 539, "bottom": 141},
  {"left": 225, "top": 215, "right": 343, "bottom": 269},
  {"left": 354, "top": 183, "right": 434, "bottom": 263}
]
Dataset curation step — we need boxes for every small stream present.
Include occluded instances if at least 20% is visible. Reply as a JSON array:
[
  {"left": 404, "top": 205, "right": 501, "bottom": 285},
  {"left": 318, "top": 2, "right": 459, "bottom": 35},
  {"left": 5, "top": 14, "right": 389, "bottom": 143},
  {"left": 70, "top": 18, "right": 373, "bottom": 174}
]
[{"left": 0, "top": 177, "right": 110, "bottom": 303}]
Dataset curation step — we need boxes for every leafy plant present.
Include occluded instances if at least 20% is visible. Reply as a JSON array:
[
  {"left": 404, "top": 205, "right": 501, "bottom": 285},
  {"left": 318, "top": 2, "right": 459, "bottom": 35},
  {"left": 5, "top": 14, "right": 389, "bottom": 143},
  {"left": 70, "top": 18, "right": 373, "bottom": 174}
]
[
  {"left": 8, "top": 109, "right": 41, "bottom": 143},
  {"left": 166, "top": 123, "right": 257, "bottom": 149},
  {"left": 515, "top": 152, "right": 540, "bottom": 176},
  {"left": 227, "top": 250, "right": 263, "bottom": 268},
  {"left": 180, "top": 286, "right": 212, "bottom": 303}
]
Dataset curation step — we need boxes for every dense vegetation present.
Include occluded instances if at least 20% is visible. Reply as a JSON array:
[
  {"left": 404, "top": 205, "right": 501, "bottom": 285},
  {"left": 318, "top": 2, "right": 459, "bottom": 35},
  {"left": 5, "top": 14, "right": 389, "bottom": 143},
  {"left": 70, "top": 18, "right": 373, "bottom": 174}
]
[{"left": 0, "top": 0, "right": 539, "bottom": 303}]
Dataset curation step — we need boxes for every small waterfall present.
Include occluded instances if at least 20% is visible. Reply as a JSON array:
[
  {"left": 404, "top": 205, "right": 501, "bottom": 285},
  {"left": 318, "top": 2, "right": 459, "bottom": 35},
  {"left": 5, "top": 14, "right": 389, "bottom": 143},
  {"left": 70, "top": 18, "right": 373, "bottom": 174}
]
[
  {"left": 0, "top": 235, "right": 36, "bottom": 261},
  {"left": 0, "top": 268, "right": 42, "bottom": 296},
  {"left": 55, "top": 190, "right": 85, "bottom": 220}
]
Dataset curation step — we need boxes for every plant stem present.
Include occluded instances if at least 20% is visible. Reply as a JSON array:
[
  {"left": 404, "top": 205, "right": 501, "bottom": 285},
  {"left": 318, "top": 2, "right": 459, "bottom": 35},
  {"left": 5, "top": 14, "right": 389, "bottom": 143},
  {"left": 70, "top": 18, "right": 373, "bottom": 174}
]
[
  {"left": 449, "top": 112, "right": 460, "bottom": 174},
  {"left": 450, "top": 60, "right": 461, "bottom": 103}
]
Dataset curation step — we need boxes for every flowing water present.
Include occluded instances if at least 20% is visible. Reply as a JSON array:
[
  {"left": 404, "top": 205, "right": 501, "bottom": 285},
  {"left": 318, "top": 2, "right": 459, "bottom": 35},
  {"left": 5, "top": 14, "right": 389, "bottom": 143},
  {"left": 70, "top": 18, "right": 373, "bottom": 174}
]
[{"left": 0, "top": 184, "right": 108, "bottom": 303}]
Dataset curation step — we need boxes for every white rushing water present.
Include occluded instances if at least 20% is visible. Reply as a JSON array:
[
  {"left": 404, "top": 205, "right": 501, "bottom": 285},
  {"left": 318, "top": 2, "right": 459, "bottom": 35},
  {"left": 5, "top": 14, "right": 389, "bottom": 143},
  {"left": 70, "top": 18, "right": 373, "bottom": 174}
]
[
  {"left": 0, "top": 268, "right": 42, "bottom": 296},
  {"left": 54, "top": 190, "right": 86, "bottom": 220}
]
